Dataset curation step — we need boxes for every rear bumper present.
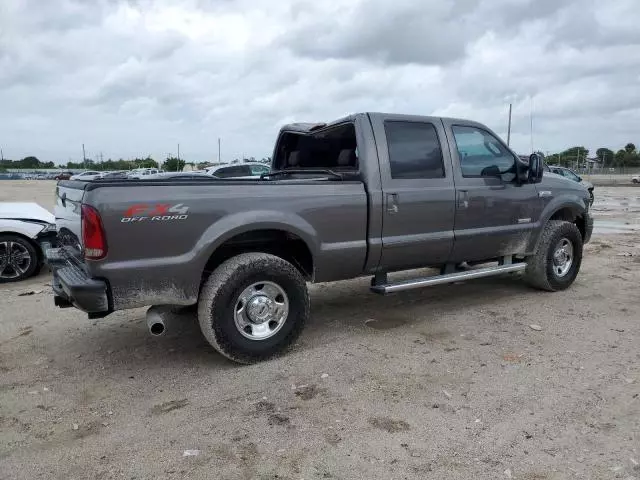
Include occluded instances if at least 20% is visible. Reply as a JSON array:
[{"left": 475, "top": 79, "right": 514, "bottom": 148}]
[{"left": 45, "top": 248, "right": 111, "bottom": 318}]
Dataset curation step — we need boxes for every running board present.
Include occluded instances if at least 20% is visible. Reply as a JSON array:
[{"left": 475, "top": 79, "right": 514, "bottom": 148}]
[{"left": 370, "top": 263, "right": 527, "bottom": 295}]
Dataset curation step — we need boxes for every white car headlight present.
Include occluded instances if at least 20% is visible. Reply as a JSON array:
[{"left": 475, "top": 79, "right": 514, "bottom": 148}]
[{"left": 41, "top": 223, "right": 57, "bottom": 233}]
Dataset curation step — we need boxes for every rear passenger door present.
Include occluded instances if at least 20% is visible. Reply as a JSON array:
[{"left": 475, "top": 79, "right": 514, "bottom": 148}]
[
  {"left": 441, "top": 120, "right": 542, "bottom": 262},
  {"left": 370, "top": 115, "right": 456, "bottom": 272}
]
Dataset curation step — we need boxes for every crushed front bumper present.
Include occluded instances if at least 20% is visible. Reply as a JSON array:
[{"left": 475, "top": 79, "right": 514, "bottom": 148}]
[{"left": 45, "top": 248, "right": 111, "bottom": 318}]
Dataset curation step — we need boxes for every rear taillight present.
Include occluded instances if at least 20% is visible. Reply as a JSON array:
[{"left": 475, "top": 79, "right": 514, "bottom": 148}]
[{"left": 81, "top": 204, "right": 107, "bottom": 260}]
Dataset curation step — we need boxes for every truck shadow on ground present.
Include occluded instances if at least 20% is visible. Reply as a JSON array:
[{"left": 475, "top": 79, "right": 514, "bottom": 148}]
[
  {"left": 306, "top": 271, "right": 534, "bottom": 331},
  {"left": 64, "top": 271, "right": 537, "bottom": 369}
]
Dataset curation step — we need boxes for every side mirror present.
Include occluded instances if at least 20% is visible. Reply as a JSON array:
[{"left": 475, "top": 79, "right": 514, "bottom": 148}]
[{"left": 528, "top": 153, "right": 544, "bottom": 183}]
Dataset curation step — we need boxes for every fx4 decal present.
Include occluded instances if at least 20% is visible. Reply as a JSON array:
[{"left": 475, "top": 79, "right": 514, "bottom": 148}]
[{"left": 120, "top": 203, "right": 189, "bottom": 223}]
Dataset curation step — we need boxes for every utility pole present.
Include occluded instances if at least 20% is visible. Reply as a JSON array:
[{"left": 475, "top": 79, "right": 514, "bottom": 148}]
[
  {"left": 177, "top": 143, "right": 180, "bottom": 160},
  {"left": 1, "top": 147, "right": 4, "bottom": 162},
  {"left": 529, "top": 98, "right": 534, "bottom": 153},
  {"left": 507, "top": 103, "right": 512, "bottom": 147},
  {"left": 82, "top": 144, "right": 86, "bottom": 169},
  {"left": 218, "top": 138, "right": 221, "bottom": 163}
]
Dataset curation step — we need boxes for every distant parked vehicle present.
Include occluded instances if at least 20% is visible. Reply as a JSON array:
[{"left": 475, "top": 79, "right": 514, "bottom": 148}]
[
  {"left": 205, "top": 162, "right": 270, "bottom": 178},
  {"left": 546, "top": 165, "right": 594, "bottom": 205},
  {"left": 146, "top": 171, "right": 210, "bottom": 180},
  {"left": 127, "top": 168, "right": 162, "bottom": 179},
  {"left": 0, "top": 203, "right": 57, "bottom": 283},
  {"left": 0, "top": 173, "right": 22, "bottom": 180},
  {"left": 632, "top": 174, "right": 639, "bottom": 184},
  {"left": 54, "top": 172, "right": 73, "bottom": 180},
  {"left": 70, "top": 171, "right": 102, "bottom": 181},
  {"left": 99, "top": 171, "right": 129, "bottom": 180}
]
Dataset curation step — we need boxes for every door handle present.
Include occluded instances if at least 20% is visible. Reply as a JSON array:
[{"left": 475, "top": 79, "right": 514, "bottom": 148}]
[
  {"left": 386, "top": 193, "right": 399, "bottom": 214},
  {"left": 457, "top": 190, "right": 469, "bottom": 209}
]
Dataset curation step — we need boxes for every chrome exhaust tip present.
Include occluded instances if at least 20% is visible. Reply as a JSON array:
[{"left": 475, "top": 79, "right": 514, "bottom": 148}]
[{"left": 146, "top": 306, "right": 168, "bottom": 336}]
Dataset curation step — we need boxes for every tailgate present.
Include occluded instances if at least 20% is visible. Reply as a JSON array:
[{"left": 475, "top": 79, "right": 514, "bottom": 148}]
[{"left": 54, "top": 182, "right": 85, "bottom": 254}]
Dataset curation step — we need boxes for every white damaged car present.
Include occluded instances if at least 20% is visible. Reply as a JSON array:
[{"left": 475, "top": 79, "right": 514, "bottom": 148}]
[{"left": 0, "top": 203, "right": 57, "bottom": 283}]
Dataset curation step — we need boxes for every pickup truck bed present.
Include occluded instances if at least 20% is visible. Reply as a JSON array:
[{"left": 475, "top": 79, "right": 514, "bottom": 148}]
[
  {"left": 48, "top": 112, "right": 593, "bottom": 363},
  {"left": 53, "top": 178, "right": 369, "bottom": 311}
]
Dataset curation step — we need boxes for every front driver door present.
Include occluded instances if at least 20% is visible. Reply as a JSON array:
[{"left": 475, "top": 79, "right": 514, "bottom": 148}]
[{"left": 442, "top": 121, "right": 542, "bottom": 263}]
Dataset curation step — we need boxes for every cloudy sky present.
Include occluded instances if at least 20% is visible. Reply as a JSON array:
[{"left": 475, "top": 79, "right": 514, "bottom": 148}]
[{"left": 1, "top": 0, "right": 639, "bottom": 164}]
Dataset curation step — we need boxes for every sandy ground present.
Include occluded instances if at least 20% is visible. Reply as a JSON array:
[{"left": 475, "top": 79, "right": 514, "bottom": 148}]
[{"left": 1, "top": 180, "right": 639, "bottom": 480}]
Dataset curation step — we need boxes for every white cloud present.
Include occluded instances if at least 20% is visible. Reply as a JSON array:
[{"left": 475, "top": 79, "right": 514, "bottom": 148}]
[{"left": 1, "top": 0, "right": 639, "bottom": 164}]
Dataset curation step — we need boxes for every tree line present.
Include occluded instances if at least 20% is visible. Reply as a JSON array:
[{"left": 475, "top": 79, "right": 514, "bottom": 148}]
[
  {"left": 1, "top": 156, "right": 175, "bottom": 172},
  {"left": 545, "top": 143, "right": 640, "bottom": 168},
  {"left": 0, "top": 155, "right": 272, "bottom": 173}
]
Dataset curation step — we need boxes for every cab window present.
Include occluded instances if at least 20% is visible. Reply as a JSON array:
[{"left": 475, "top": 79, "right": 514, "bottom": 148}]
[{"left": 452, "top": 125, "right": 516, "bottom": 180}]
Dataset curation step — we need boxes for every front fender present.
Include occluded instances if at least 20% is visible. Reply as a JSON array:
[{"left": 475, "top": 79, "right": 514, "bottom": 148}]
[
  {"left": 527, "top": 194, "right": 588, "bottom": 252},
  {"left": 0, "top": 219, "right": 45, "bottom": 239}
]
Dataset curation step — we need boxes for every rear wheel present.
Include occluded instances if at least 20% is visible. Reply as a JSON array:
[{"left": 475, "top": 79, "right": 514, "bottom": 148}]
[
  {"left": 198, "top": 253, "right": 309, "bottom": 364},
  {"left": 0, "top": 234, "right": 40, "bottom": 283},
  {"left": 524, "top": 221, "right": 583, "bottom": 291}
]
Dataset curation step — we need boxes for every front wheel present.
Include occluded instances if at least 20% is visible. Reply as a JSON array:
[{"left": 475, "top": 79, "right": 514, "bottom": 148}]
[
  {"left": 198, "top": 253, "right": 309, "bottom": 364},
  {"left": 524, "top": 220, "right": 583, "bottom": 292},
  {"left": 0, "top": 234, "right": 40, "bottom": 283}
]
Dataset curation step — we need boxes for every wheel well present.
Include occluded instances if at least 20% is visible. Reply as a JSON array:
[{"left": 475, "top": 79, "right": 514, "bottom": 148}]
[
  {"left": 549, "top": 208, "right": 586, "bottom": 240},
  {"left": 202, "top": 230, "right": 314, "bottom": 282}
]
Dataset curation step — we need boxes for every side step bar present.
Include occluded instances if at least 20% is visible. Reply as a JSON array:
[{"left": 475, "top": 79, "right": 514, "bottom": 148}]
[{"left": 370, "top": 263, "right": 527, "bottom": 295}]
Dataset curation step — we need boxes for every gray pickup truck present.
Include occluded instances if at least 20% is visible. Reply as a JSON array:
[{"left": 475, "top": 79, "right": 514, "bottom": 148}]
[{"left": 48, "top": 112, "right": 593, "bottom": 363}]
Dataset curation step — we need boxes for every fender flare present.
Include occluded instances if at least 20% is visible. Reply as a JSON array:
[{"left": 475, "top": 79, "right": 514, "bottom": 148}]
[
  {"left": 527, "top": 196, "right": 587, "bottom": 253},
  {"left": 194, "top": 210, "right": 319, "bottom": 270}
]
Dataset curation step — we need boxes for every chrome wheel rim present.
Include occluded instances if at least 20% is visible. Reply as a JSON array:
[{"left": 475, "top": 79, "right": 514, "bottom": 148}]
[
  {"left": 0, "top": 241, "right": 32, "bottom": 280},
  {"left": 234, "top": 281, "right": 289, "bottom": 340},
  {"left": 552, "top": 237, "right": 574, "bottom": 277}
]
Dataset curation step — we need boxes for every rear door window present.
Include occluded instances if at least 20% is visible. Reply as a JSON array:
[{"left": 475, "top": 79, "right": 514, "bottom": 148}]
[{"left": 384, "top": 121, "right": 445, "bottom": 179}]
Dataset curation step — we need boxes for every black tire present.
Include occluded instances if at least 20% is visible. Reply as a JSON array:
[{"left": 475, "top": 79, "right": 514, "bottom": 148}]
[
  {"left": 198, "top": 253, "right": 309, "bottom": 364},
  {"left": 524, "top": 220, "right": 583, "bottom": 292},
  {"left": 0, "top": 234, "right": 40, "bottom": 284}
]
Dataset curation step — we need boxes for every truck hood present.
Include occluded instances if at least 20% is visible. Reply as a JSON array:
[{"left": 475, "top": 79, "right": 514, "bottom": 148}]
[{"left": 0, "top": 202, "right": 55, "bottom": 224}]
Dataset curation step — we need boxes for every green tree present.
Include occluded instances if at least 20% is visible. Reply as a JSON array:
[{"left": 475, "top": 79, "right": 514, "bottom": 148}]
[
  {"left": 136, "top": 156, "right": 159, "bottom": 169},
  {"left": 20, "top": 156, "right": 41, "bottom": 168},
  {"left": 595, "top": 148, "right": 614, "bottom": 164},
  {"left": 614, "top": 149, "right": 626, "bottom": 167},
  {"left": 161, "top": 156, "right": 185, "bottom": 171},
  {"left": 624, "top": 143, "right": 636, "bottom": 154}
]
